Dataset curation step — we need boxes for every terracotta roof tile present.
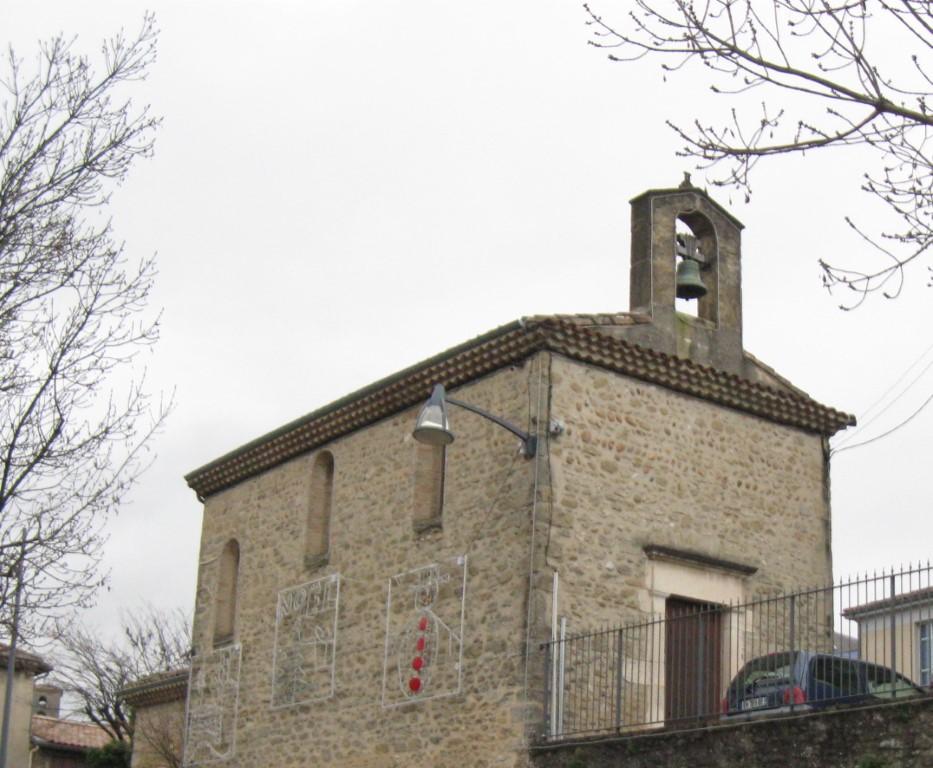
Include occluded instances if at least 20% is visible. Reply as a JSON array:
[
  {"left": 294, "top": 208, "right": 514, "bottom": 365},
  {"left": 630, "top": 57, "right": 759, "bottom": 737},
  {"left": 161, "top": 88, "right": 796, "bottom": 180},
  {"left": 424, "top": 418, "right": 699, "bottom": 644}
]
[
  {"left": 541, "top": 318, "right": 854, "bottom": 435},
  {"left": 843, "top": 586, "right": 933, "bottom": 619},
  {"left": 122, "top": 668, "right": 189, "bottom": 707},
  {"left": 31, "top": 716, "right": 111, "bottom": 751},
  {"left": 525, "top": 312, "right": 651, "bottom": 328},
  {"left": 0, "top": 643, "right": 52, "bottom": 675},
  {"left": 186, "top": 315, "right": 855, "bottom": 499}
]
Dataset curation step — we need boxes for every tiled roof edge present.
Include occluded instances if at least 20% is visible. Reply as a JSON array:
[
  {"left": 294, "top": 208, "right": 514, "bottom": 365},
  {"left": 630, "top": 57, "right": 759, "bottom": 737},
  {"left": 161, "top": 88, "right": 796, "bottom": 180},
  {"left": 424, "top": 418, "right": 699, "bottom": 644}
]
[
  {"left": 540, "top": 318, "right": 855, "bottom": 437},
  {"left": 186, "top": 316, "right": 854, "bottom": 500},
  {"left": 121, "top": 668, "right": 189, "bottom": 707},
  {"left": 30, "top": 736, "right": 86, "bottom": 754},
  {"left": 30, "top": 716, "right": 111, "bottom": 751},
  {"left": 743, "top": 351, "right": 814, "bottom": 400},
  {"left": 842, "top": 586, "right": 933, "bottom": 619},
  {"left": 0, "top": 644, "right": 52, "bottom": 675},
  {"left": 186, "top": 320, "right": 540, "bottom": 499}
]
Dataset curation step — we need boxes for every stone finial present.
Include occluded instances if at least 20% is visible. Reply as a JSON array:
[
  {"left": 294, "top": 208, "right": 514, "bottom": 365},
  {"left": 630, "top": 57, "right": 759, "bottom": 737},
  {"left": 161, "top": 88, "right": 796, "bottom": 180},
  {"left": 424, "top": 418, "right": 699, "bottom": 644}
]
[{"left": 679, "top": 172, "right": 693, "bottom": 189}]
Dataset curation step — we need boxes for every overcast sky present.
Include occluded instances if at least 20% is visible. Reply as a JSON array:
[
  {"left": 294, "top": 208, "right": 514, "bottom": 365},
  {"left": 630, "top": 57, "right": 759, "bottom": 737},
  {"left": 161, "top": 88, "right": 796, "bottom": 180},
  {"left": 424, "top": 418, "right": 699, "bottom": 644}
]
[{"left": 4, "top": 1, "right": 930, "bottom": 639}]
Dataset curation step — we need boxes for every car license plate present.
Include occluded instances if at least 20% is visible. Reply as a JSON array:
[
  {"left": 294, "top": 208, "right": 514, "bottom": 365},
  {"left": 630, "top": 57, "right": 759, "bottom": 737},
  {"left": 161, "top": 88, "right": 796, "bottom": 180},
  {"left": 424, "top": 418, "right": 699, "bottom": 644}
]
[{"left": 741, "top": 696, "right": 768, "bottom": 710}]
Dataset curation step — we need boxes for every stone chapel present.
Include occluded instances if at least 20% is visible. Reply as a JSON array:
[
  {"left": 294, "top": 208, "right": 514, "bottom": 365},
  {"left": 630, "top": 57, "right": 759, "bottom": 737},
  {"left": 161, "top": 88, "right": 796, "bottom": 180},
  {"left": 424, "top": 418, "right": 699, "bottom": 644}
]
[{"left": 128, "top": 180, "right": 854, "bottom": 768}]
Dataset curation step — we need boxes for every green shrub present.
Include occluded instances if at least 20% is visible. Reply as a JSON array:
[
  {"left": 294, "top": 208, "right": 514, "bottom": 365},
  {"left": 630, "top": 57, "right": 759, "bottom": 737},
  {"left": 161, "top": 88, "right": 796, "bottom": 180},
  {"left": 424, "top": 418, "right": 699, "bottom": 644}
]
[{"left": 85, "top": 739, "right": 131, "bottom": 768}]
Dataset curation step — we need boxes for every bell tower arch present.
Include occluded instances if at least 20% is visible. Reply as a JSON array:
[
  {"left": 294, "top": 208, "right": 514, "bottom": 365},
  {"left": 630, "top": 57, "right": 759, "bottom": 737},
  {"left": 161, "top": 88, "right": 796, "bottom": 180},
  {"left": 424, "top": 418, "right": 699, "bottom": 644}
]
[{"left": 627, "top": 175, "right": 745, "bottom": 375}]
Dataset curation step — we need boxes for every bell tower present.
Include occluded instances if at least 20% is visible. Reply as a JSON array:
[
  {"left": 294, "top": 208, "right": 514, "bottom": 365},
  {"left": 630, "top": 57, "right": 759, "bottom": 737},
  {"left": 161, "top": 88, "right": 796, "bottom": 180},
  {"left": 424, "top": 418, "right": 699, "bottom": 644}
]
[{"left": 625, "top": 175, "right": 745, "bottom": 376}]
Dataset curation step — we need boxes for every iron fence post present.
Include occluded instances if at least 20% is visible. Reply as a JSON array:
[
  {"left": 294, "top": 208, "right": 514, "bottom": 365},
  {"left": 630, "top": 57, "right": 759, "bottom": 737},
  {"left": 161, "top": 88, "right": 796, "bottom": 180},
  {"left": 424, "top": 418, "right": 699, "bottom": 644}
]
[
  {"left": 543, "top": 641, "right": 552, "bottom": 739},
  {"left": 890, "top": 573, "right": 897, "bottom": 696},
  {"left": 788, "top": 594, "right": 796, "bottom": 712},
  {"left": 697, "top": 611, "right": 706, "bottom": 722},
  {"left": 557, "top": 617, "right": 567, "bottom": 737},
  {"left": 532, "top": 565, "right": 932, "bottom": 743},
  {"left": 614, "top": 628, "right": 624, "bottom": 730}
]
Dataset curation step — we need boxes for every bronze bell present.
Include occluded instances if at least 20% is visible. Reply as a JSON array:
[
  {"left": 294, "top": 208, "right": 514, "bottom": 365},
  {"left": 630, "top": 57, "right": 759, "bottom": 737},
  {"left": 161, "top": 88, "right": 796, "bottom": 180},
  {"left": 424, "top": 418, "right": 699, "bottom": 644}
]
[{"left": 676, "top": 258, "right": 707, "bottom": 300}]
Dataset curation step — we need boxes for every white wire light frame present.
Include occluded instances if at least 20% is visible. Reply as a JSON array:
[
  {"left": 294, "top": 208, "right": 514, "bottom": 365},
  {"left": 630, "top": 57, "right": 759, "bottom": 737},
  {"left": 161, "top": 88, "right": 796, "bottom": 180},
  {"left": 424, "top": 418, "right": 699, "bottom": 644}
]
[
  {"left": 269, "top": 572, "right": 341, "bottom": 709},
  {"left": 182, "top": 643, "right": 242, "bottom": 767},
  {"left": 381, "top": 554, "right": 468, "bottom": 708}
]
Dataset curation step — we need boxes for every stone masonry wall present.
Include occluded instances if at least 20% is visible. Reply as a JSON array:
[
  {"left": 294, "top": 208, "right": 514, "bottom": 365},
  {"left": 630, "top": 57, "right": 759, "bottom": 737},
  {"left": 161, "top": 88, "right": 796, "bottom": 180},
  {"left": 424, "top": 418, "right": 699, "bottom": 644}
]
[
  {"left": 190, "top": 356, "right": 548, "bottom": 768},
  {"left": 131, "top": 698, "right": 185, "bottom": 768},
  {"left": 533, "top": 696, "right": 933, "bottom": 768},
  {"left": 184, "top": 348, "right": 837, "bottom": 765},
  {"left": 547, "top": 353, "right": 832, "bottom": 632}
]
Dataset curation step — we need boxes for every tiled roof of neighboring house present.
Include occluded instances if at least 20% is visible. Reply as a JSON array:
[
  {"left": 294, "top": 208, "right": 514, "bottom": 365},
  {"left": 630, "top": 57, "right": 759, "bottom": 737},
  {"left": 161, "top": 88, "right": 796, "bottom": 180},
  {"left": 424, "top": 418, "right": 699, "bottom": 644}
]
[
  {"left": 0, "top": 643, "right": 52, "bottom": 675},
  {"left": 31, "top": 715, "right": 111, "bottom": 752},
  {"left": 185, "top": 314, "right": 856, "bottom": 499},
  {"left": 121, "top": 668, "right": 189, "bottom": 707},
  {"left": 843, "top": 586, "right": 933, "bottom": 619}
]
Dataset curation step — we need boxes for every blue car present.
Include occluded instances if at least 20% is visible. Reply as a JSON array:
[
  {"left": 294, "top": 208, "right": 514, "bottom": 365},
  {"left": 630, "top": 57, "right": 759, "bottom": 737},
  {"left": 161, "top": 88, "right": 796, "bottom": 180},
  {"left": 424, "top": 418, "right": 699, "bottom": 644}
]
[{"left": 721, "top": 651, "right": 924, "bottom": 716}]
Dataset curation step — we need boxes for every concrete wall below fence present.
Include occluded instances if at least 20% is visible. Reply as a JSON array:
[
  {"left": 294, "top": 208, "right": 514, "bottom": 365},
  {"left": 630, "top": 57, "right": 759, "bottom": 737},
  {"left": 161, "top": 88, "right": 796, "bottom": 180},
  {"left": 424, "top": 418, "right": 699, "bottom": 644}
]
[{"left": 532, "top": 697, "right": 933, "bottom": 768}]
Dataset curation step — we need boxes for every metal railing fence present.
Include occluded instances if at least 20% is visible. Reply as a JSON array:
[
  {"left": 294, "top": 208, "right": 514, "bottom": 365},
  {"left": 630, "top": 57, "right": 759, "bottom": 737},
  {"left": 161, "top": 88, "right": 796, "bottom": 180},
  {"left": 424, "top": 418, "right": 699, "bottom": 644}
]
[{"left": 540, "top": 564, "right": 933, "bottom": 741}]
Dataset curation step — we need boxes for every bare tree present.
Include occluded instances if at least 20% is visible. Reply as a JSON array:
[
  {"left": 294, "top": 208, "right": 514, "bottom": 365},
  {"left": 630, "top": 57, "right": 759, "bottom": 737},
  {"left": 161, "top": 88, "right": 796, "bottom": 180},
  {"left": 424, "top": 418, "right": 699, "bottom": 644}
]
[
  {"left": 584, "top": 0, "right": 932, "bottom": 306},
  {"left": 55, "top": 605, "right": 191, "bottom": 745},
  {"left": 0, "top": 15, "right": 166, "bottom": 640},
  {"left": 132, "top": 702, "right": 185, "bottom": 768}
]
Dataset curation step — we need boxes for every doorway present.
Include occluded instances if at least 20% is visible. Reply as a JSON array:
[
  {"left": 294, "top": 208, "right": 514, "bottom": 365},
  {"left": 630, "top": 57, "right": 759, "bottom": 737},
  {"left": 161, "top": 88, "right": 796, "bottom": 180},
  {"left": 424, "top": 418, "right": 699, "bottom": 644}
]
[{"left": 665, "top": 596, "right": 722, "bottom": 722}]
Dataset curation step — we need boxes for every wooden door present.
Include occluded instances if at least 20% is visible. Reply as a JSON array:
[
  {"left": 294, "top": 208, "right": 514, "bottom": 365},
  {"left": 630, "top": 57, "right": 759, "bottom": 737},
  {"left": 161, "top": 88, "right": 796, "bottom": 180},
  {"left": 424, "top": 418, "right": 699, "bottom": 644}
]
[{"left": 665, "top": 597, "right": 722, "bottom": 722}]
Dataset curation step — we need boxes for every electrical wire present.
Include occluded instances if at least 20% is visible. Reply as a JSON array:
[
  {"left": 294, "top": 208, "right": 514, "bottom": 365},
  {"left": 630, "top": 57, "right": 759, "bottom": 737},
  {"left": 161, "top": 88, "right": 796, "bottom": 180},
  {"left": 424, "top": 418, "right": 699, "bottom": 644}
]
[
  {"left": 832, "top": 389, "right": 933, "bottom": 455},
  {"left": 834, "top": 337, "right": 933, "bottom": 447},
  {"left": 856, "top": 338, "right": 933, "bottom": 421},
  {"left": 834, "top": 351, "right": 933, "bottom": 448}
]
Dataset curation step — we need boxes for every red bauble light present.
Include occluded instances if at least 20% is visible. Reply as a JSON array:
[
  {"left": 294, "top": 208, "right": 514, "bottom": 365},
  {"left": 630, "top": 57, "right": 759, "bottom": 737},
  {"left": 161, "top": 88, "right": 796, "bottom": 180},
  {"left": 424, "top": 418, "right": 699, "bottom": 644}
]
[
  {"left": 412, "top": 657, "right": 424, "bottom": 671},
  {"left": 409, "top": 677, "right": 422, "bottom": 693},
  {"left": 418, "top": 616, "right": 429, "bottom": 631},
  {"left": 416, "top": 637, "right": 426, "bottom": 651}
]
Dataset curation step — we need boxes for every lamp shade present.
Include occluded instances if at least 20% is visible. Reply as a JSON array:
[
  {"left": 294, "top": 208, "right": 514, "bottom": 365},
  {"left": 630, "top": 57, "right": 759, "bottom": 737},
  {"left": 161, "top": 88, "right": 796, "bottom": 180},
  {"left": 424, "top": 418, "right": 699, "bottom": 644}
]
[{"left": 413, "top": 384, "right": 455, "bottom": 447}]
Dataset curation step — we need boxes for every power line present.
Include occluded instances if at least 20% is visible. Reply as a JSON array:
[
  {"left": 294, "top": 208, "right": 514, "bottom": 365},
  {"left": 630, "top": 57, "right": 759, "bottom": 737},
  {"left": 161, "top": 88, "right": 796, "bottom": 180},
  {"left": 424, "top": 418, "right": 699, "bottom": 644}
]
[
  {"left": 832, "top": 389, "right": 933, "bottom": 456},
  {"left": 834, "top": 338, "right": 933, "bottom": 448},
  {"left": 860, "top": 338, "right": 933, "bottom": 420},
  {"left": 835, "top": 354, "right": 933, "bottom": 447}
]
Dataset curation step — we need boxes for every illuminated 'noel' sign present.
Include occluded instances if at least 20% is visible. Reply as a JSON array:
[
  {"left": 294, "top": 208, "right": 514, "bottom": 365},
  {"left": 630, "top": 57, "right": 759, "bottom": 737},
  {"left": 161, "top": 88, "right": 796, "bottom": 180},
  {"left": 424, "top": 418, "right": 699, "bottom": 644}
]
[{"left": 271, "top": 573, "right": 340, "bottom": 708}]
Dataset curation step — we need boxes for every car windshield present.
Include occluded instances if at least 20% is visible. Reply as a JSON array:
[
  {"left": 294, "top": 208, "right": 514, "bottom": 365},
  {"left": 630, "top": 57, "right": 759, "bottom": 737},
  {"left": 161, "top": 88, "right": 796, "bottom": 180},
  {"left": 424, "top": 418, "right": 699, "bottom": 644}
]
[
  {"left": 863, "top": 663, "right": 922, "bottom": 699},
  {"left": 737, "top": 653, "right": 796, "bottom": 688}
]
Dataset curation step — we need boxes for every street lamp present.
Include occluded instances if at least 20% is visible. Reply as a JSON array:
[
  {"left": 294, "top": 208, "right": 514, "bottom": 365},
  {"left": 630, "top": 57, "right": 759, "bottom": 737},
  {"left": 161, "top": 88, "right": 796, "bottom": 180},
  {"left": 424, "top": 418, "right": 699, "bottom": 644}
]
[{"left": 413, "top": 384, "right": 537, "bottom": 458}]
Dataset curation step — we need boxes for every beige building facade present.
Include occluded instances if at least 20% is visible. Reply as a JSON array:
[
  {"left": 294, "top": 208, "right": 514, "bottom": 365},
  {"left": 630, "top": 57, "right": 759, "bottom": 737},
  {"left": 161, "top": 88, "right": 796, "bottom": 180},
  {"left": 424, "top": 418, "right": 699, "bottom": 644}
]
[
  {"left": 0, "top": 644, "right": 50, "bottom": 768},
  {"left": 844, "top": 587, "right": 933, "bottom": 688},
  {"left": 153, "top": 181, "right": 854, "bottom": 767},
  {"left": 123, "top": 669, "right": 188, "bottom": 768},
  {"left": 1, "top": 645, "right": 111, "bottom": 767}
]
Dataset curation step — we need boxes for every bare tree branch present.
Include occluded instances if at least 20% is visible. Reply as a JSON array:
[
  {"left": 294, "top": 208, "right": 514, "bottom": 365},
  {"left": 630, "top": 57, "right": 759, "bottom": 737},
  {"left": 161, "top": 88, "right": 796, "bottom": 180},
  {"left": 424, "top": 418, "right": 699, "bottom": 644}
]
[
  {"left": 0, "top": 14, "right": 169, "bottom": 640},
  {"left": 585, "top": 0, "right": 932, "bottom": 306},
  {"left": 134, "top": 706, "right": 184, "bottom": 768},
  {"left": 54, "top": 604, "right": 191, "bottom": 747}
]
